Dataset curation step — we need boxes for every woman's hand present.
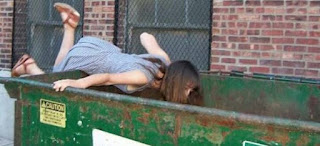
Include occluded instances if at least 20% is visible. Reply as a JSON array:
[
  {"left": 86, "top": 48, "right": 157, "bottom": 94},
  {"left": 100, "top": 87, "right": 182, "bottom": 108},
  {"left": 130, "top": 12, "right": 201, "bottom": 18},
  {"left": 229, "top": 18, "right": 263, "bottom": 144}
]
[{"left": 53, "top": 79, "right": 86, "bottom": 92}]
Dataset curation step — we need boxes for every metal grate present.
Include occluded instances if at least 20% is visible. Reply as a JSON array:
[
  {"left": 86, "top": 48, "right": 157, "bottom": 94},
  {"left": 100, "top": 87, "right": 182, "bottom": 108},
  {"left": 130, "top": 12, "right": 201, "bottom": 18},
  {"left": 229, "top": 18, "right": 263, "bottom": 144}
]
[
  {"left": 26, "top": 0, "right": 83, "bottom": 72},
  {"left": 122, "top": 0, "right": 212, "bottom": 70}
]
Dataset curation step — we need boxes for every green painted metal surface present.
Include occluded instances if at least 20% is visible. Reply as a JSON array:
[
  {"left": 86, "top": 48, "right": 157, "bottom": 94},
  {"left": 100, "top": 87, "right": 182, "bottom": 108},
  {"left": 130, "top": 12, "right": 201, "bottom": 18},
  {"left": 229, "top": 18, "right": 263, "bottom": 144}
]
[{"left": 0, "top": 71, "right": 319, "bottom": 145}]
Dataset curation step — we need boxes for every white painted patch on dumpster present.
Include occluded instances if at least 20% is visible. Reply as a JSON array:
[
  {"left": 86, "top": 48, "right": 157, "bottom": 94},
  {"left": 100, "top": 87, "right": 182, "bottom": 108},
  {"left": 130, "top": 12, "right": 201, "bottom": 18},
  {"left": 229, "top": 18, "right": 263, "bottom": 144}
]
[
  {"left": 92, "top": 129, "right": 149, "bottom": 146},
  {"left": 243, "top": 140, "right": 267, "bottom": 146}
]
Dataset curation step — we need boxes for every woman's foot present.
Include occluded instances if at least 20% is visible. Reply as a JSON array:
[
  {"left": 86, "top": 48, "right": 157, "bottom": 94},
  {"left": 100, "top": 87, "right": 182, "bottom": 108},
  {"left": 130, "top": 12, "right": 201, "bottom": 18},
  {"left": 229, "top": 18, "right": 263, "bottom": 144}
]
[
  {"left": 11, "top": 54, "right": 36, "bottom": 77},
  {"left": 54, "top": 3, "right": 80, "bottom": 29}
]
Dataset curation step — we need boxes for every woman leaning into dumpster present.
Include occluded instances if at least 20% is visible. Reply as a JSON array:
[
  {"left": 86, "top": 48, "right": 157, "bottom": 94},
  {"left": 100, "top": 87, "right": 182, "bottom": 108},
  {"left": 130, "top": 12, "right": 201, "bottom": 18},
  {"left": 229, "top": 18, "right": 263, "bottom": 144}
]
[{"left": 11, "top": 3, "right": 203, "bottom": 105}]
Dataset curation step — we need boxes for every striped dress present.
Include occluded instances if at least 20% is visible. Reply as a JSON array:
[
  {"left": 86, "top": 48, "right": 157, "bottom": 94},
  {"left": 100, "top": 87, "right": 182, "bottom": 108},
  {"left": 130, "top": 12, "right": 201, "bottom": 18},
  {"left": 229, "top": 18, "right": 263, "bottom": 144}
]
[{"left": 53, "top": 36, "right": 169, "bottom": 93}]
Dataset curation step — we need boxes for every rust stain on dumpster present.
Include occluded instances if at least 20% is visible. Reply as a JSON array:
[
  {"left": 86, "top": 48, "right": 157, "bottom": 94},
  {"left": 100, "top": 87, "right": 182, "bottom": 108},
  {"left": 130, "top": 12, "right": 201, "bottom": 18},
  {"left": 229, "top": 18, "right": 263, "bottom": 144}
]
[{"left": 308, "top": 96, "right": 320, "bottom": 121}]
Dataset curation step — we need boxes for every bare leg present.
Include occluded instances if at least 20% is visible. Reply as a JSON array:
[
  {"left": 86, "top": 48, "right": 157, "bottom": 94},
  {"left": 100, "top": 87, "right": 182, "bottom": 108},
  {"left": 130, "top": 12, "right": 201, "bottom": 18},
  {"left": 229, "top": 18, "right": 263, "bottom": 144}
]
[
  {"left": 11, "top": 3, "right": 80, "bottom": 77},
  {"left": 54, "top": 24, "right": 76, "bottom": 66},
  {"left": 54, "top": 4, "right": 80, "bottom": 66}
]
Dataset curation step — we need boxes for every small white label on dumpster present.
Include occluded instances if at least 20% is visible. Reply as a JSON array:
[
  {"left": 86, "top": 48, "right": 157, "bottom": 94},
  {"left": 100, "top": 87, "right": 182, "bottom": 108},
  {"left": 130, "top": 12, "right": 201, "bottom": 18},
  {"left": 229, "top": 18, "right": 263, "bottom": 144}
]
[
  {"left": 92, "top": 129, "right": 150, "bottom": 146},
  {"left": 40, "top": 99, "right": 66, "bottom": 128}
]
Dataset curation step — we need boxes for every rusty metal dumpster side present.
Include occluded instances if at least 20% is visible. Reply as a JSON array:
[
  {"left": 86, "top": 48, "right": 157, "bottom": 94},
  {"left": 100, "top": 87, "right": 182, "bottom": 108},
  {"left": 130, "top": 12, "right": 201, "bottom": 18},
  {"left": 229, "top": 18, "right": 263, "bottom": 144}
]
[
  {"left": 0, "top": 71, "right": 319, "bottom": 145},
  {"left": 201, "top": 74, "right": 320, "bottom": 122}
]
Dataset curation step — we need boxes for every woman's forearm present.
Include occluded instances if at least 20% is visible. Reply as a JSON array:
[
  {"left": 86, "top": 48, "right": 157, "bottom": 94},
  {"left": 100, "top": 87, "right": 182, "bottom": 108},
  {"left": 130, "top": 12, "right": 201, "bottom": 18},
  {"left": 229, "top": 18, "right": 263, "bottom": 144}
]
[{"left": 78, "top": 73, "right": 111, "bottom": 88}]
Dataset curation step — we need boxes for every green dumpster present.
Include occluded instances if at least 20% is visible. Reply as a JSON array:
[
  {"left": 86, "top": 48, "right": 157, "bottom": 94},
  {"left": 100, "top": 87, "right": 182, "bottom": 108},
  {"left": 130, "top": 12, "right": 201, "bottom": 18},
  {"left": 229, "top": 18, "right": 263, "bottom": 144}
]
[{"left": 0, "top": 71, "right": 319, "bottom": 145}]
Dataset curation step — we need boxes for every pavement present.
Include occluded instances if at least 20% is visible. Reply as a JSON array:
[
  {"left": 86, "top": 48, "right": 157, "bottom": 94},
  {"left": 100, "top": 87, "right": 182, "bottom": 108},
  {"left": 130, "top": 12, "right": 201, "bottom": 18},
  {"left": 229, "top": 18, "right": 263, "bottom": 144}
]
[{"left": 0, "top": 69, "right": 14, "bottom": 146}]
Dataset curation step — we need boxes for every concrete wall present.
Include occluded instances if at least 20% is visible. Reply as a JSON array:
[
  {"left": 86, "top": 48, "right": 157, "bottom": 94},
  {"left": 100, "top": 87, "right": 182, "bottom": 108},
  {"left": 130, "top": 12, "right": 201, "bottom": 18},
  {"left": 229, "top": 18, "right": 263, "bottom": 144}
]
[{"left": 0, "top": 70, "right": 14, "bottom": 140}]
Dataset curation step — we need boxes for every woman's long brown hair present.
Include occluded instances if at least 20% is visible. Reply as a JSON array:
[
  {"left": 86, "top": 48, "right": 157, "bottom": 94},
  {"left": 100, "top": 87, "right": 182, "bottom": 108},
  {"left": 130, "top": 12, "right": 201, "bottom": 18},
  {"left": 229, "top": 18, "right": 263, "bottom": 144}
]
[{"left": 142, "top": 58, "right": 203, "bottom": 105}]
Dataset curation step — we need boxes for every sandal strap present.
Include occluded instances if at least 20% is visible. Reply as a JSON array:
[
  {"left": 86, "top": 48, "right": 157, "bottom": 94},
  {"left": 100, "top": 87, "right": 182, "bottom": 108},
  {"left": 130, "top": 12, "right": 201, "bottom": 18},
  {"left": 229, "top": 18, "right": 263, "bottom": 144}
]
[{"left": 60, "top": 7, "right": 79, "bottom": 28}]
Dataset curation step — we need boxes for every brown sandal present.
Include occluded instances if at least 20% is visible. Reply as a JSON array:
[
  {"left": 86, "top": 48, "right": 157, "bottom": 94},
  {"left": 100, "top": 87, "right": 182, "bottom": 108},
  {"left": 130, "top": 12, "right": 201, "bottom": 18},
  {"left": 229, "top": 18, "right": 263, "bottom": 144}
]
[
  {"left": 54, "top": 3, "right": 80, "bottom": 28},
  {"left": 11, "top": 54, "right": 35, "bottom": 77}
]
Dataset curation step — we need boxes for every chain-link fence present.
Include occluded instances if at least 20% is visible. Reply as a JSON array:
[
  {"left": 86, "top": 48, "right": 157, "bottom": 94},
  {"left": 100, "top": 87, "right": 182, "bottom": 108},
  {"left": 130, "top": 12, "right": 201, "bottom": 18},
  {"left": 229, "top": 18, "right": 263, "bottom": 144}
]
[
  {"left": 14, "top": 0, "right": 83, "bottom": 72},
  {"left": 117, "top": 0, "right": 212, "bottom": 71}
]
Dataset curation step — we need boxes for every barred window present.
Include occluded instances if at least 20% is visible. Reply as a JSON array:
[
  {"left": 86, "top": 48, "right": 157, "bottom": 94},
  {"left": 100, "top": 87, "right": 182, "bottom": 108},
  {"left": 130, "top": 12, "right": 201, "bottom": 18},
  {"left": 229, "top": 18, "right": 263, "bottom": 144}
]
[
  {"left": 122, "top": 0, "right": 212, "bottom": 70},
  {"left": 14, "top": 0, "right": 83, "bottom": 72}
]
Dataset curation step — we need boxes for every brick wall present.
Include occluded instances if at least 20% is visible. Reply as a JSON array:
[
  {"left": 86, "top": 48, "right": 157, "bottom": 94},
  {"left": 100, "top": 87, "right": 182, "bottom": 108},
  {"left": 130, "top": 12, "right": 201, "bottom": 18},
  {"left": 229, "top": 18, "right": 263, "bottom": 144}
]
[
  {"left": 83, "top": 0, "right": 115, "bottom": 42},
  {"left": 211, "top": 0, "right": 320, "bottom": 78},
  {"left": 0, "top": 0, "right": 13, "bottom": 69}
]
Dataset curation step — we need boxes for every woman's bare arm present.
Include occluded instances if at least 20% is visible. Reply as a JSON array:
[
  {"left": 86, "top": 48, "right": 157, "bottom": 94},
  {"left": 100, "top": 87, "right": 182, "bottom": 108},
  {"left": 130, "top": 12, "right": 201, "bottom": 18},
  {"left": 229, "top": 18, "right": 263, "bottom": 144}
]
[
  {"left": 53, "top": 70, "right": 149, "bottom": 91},
  {"left": 140, "top": 32, "right": 171, "bottom": 63}
]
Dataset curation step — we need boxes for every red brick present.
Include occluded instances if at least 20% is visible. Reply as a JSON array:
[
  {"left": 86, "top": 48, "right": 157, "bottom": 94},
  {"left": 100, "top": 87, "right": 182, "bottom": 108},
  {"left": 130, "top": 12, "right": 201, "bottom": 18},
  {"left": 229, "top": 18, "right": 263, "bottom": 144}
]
[
  {"left": 250, "top": 37, "right": 270, "bottom": 43},
  {"left": 307, "top": 62, "right": 320, "bottom": 69},
  {"left": 92, "top": 1, "right": 100, "bottom": 6},
  {"left": 295, "top": 23, "right": 308, "bottom": 29},
  {"left": 229, "top": 36, "right": 248, "bottom": 42},
  {"left": 310, "top": 31, "right": 320, "bottom": 37},
  {"left": 222, "top": 29, "right": 238, "bottom": 35},
  {"left": 222, "top": 15, "right": 238, "bottom": 20},
  {"left": 309, "top": 16, "right": 320, "bottom": 21},
  {"left": 211, "top": 42, "right": 220, "bottom": 48},
  {"left": 287, "top": 8, "right": 296, "bottom": 14},
  {"left": 273, "top": 23, "right": 294, "bottom": 29},
  {"left": 304, "top": 54, "right": 316, "bottom": 61},
  {"left": 272, "top": 68, "right": 294, "bottom": 75},
  {"left": 221, "top": 43, "right": 236, "bottom": 49},
  {"left": 223, "top": 1, "right": 243, "bottom": 6},
  {"left": 287, "top": 8, "right": 307, "bottom": 15},
  {"left": 286, "top": 1, "right": 307, "bottom": 6},
  {"left": 246, "top": 8, "right": 254, "bottom": 13},
  {"left": 230, "top": 8, "right": 236, "bottom": 13},
  {"left": 236, "top": 8, "right": 245, "bottom": 13},
  {"left": 239, "top": 59, "right": 257, "bottom": 65},
  {"left": 308, "top": 47, "right": 320, "bottom": 53},
  {"left": 221, "top": 58, "right": 236, "bottom": 64},
  {"left": 249, "top": 67, "right": 270, "bottom": 73},
  {"left": 211, "top": 57, "right": 220, "bottom": 63},
  {"left": 212, "top": 50, "right": 231, "bottom": 56},
  {"left": 260, "top": 45, "right": 276, "bottom": 51},
  {"left": 285, "top": 30, "right": 307, "bottom": 37},
  {"left": 256, "top": 8, "right": 264, "bottom": 13},
  {"left": 295, "top": 69, "right": 318, "bottom": 77},
  {"left": 308, "top": 8, "right": 320, "bottom": 14},
  {"left": 262, "top": 15, "right": 283, "bottom": 21},
  {"left": 272, "top": 38, "right": 294, "bottom": 44},
  {"left": 245, "top": 1, "right": 261, "bottom": 6},
  {"left": 239, "top": 44, "right": 258, "bottom": 50},
  {"left": 310, "top": 1, "right": 320, "bottom": 6},
  {"left": 213, "top": 8, "right": 229, "bottom": 13},
  {"left": 228, "top": 66, "right": 248, "bottom": 72},
  {"left": 228, "top": 22, "right": 236, "bottom": 28},
  {"left": 262, "top": 30, "right": 283, "bottom": 36},
  {"left": 298, "top": 8, "right": 307, "bottom": 15},
  {"left": 211, "top": 64, "right": 226, "bottom": 70},
  {"left": 285, "top": 15, "right": 307, "bottom": 21},
  {"left": 263, "top": 1, "right": 284, "bottom": 6},
  {"left": 212, "top": 15, "right": 220, "bottom": 20},
  {"left": 283, "top": 61, "right": 305, "bottom": 68},
  {"left": 107, "top": 1, "right": 115, "bottom": 5},
  {"left": 260, "top": 60, "right": 281, "bottom": 66},
  {"left": 297, "top": 38, "right": 319, "bottom": 45},
  {"left": 249, "top": 22, "right": 271, "bottom": 28},
  {"left": 284, "top": 46, "right": 306, "bottom": 52},
  {"left": 240, "top": 30, "right": 259, "bottom": 35},
  {"left": 310, "top": 24, "right": 319, "bottom": 30},
  {"left": 213, "top": 35, "right": 227, "bottom": 42},
  {"left": 265, "top": 8, "right": 286, "bottom": 13}
]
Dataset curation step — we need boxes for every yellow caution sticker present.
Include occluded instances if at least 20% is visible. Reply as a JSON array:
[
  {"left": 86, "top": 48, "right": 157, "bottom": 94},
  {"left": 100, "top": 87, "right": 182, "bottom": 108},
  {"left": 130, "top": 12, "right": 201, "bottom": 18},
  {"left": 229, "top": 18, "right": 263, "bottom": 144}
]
[{"left": 40, "top": 99, "right": 66, "bottom": 128}]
